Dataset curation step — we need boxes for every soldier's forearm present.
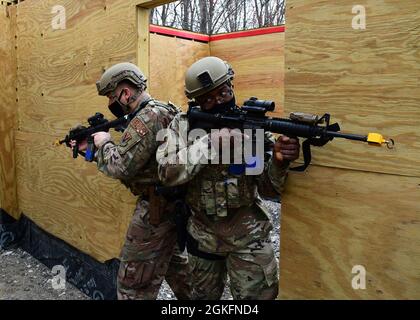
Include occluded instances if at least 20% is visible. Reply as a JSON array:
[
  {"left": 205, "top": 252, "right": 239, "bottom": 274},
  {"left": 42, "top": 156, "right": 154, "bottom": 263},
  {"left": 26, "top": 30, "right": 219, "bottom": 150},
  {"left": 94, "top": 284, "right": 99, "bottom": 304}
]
[
  {"left": 96, "top": 141, "right": 131, "bottom": 179},
  {"left": 267, "top": 159, "right": 289, "bottom": 194}
]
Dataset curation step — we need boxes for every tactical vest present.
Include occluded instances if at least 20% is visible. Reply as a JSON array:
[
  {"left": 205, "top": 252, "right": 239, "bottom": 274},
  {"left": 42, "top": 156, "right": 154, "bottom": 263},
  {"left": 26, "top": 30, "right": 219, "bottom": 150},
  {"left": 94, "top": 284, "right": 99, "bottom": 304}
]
[{"left": 185, "top": 163, "right": 259, "bottom": 217}]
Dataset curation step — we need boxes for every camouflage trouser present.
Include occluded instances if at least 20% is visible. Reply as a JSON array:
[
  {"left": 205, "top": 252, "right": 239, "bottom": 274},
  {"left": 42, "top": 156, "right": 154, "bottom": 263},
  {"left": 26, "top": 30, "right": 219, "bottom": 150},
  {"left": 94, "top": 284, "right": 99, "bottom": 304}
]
[
  {"left": 187, "top": 204, "right": 279, "bottom": 300},
  {"left": 117, "top": 199, "right": 192, "bottom": 300}
]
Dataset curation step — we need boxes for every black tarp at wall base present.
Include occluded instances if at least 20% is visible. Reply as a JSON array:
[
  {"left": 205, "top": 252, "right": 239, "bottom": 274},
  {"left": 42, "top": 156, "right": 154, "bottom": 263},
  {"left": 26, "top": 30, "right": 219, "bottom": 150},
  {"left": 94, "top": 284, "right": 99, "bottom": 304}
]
[{"left": 0, "top": 209, "right": 119, "bottom": 300}]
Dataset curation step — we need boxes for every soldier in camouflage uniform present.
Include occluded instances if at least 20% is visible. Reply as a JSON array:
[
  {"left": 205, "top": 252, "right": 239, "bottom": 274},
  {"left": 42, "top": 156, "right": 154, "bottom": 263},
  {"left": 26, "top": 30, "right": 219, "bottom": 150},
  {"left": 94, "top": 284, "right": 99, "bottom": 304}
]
[
  {"left": 156, "top": 57, "right": 300, "bottom": 300},
  {"left": 71, "top": 62, "right": 191, "bottom": 300}
]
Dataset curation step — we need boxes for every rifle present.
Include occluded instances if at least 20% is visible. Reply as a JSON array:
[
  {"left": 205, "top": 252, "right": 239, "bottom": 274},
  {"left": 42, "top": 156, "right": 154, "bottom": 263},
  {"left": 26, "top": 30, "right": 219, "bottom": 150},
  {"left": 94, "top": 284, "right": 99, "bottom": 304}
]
[
  {"left": 56, "top": 112, "right": 132, "bottom": 162},
  {"left": 187, "top": 97, "right": 394, "bottom": 171}
]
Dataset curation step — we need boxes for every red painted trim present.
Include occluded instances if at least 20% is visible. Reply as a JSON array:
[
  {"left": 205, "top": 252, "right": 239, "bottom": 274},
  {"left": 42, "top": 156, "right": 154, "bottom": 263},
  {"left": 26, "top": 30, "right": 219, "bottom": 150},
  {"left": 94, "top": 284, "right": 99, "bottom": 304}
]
[
  {"left": 149, "top": 25, "right": 285, "bottom": 42},
  {"left": 149, "top": 25, "right": 210, "bottom": 42},
  {"left": 209, "top": 26, "right": 285, "bottom": 41}
]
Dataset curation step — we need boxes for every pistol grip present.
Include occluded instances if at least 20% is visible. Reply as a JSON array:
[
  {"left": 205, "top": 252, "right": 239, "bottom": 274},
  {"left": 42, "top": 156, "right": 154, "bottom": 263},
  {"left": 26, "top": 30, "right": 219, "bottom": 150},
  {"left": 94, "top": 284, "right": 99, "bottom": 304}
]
[{"left": 72, "top": 144, "right": 79, "bottom": 158}]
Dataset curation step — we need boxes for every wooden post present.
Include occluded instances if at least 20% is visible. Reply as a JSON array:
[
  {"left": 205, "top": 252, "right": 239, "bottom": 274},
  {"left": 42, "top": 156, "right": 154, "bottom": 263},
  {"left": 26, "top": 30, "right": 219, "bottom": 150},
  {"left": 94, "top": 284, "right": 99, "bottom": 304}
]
[
  {"left": 0, "top": 4, "right": 19, "bottom": 219},
  {"left": 137, "top": 6, "right": 150, "bottom": 80}
]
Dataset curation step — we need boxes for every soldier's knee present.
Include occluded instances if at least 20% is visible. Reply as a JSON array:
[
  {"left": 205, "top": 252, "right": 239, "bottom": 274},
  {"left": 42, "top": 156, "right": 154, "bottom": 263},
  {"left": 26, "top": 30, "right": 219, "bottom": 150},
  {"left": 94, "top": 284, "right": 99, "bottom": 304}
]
[
  {"left": 229, "top": 255, "right": 279, "bottom": 300},
  {"left": 117, "top": 260, "right": 162, "bottom": 299},
  {"left": 188, "top": 254, "right": 227, "bottom": 300}
]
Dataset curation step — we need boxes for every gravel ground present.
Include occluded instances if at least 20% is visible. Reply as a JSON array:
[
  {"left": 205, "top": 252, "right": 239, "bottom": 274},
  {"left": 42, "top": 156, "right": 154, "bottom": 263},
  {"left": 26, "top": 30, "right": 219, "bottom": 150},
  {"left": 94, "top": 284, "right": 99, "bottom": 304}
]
[
  {"left": 0, "top": 200, "right": 280, "bottom": 300},
  {"left": 0, "top": 247, "right": 90, "bottom": 300}
]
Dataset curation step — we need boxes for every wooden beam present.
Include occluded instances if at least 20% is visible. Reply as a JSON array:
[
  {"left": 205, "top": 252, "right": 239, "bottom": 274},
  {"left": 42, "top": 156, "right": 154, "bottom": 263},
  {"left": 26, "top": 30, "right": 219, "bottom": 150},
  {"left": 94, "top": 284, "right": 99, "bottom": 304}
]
[
  {"left": 137, "top": 6, "right": 150, "bottom": 80},
  {"left": 0, "top": 4, "right": 19, "bottom": 218},
  {"left": 135, "top": 0, "right": 176, "bottom": 9}
]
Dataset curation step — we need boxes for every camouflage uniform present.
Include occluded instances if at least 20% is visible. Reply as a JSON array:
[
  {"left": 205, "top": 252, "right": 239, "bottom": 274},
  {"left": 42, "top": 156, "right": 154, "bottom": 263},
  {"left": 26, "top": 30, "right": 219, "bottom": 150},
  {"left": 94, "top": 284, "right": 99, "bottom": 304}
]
[
  {"left": 156, "top": 112, "right": 289, "bottom": 300},
  {"left": 96, "top": 98, "right": 191, "bottom": 300}
]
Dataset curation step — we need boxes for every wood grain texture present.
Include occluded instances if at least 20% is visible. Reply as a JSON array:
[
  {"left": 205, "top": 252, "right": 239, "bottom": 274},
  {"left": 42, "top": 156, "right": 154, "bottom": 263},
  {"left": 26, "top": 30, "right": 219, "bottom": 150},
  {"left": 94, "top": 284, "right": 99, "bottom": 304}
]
[
  {"left": 149, "top": 34, "right": 210, "bottom": 109},
  {"left": 284, "top": 0, "right": 420, "bottom": 177},
  {"left": 14, "top": 0, "right": 140, "bottom": 260},
  {"left": 281, "top": 0, "right": 420, "bottom": 299},
  {"left": 210, "top": 32, "right": 285, "bottom": 117},
  {"left": 0, "top": 4, "right": 19, "bottom": 218},
  {"left": 137, "top": 7, "right": 150, "bottom": 79},
  {"left": 12, "top": 0, "right": 207, "bottom": 260},
  {"left": 16, "top": 0, "right": 138, "bottom": 137},
  {"left": 15, "top": 131, "right": 136, "bottom": 262},
  {"left": 279, "top": 166, "right": 420, "bottom": 299}
]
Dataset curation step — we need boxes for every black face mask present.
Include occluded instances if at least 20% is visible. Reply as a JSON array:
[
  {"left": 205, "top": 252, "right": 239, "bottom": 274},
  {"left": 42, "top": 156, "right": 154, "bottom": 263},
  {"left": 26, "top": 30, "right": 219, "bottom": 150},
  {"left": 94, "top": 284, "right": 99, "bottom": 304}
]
[
  {"left": 204, "top": 96, "right": 236, "bottom": 114},
  {"left": 108, "top": 90, "right": 130, "bottom": 118}
]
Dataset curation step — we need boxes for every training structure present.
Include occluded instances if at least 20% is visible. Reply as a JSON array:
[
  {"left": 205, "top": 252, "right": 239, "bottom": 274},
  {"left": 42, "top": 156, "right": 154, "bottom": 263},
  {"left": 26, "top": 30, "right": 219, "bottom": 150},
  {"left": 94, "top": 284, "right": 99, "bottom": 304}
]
[
  {"left": 1, "top": 0, "right": 418, "bottom": 300},
  {"left": 0, "top": 0, "right": 285, "bottom": 298},
  {"left": 279, "top": 0, "right": 420, "bottom": 299}
]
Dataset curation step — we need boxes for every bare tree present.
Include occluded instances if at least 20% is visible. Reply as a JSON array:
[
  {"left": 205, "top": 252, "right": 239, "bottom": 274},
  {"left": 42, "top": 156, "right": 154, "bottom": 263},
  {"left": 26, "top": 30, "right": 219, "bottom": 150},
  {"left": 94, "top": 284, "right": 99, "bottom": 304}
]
[
  {"left": 181, "top": 0, "right": 190, "bottom": 29},
  {"left": 151, "top": 0, "right": 285, "bottom": 35}
]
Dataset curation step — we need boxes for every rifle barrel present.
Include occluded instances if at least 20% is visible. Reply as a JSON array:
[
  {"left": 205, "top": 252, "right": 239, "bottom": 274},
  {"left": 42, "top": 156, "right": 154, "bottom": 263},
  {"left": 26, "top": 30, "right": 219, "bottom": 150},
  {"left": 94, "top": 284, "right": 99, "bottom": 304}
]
[{"left": 326, "top": 131, "right": 367, "bottom": 142}]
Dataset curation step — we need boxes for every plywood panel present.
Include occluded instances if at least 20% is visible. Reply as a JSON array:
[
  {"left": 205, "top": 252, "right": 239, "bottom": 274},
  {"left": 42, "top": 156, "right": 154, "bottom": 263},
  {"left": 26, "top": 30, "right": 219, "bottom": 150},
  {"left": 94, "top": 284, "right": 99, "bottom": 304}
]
[
  {"left": 15, "top": 131, "right": 136, "bottom": 262},
  {"left": 0, "top": 4, "right": 19, "bottom": 218},
  {"left": 284, "top": 0, "right": 420, "bottom": 177},
  {"left": 13, "top": 0, "right": 142, "bottom": 260},
  {"left": 281, "top": 0, "right": 420, "bottom": 299},
  {"left": 149, "top": 34, "right": 210, "bottom": 110},
  {"left": 210, "top": 32, "right": 285, "bottom": 117},
  {"left": 16, "top": 0, "right": 139, "bottom": 136},
  {"left": 279, "top": 166, "right": 420, "bottom": 299}
]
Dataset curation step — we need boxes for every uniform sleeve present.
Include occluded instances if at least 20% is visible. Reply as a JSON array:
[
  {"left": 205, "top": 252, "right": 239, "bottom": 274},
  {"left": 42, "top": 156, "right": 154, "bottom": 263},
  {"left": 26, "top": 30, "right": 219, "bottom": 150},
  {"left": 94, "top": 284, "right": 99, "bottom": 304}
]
[
  {"left": 257, "top": 132, "right": 289, "bottom": 199},
  {"left": 96, "top": 107, "right": 163, "bottom": 180},
  {"left": 156, "top": 113, "right": 217, "bottom": 187}
]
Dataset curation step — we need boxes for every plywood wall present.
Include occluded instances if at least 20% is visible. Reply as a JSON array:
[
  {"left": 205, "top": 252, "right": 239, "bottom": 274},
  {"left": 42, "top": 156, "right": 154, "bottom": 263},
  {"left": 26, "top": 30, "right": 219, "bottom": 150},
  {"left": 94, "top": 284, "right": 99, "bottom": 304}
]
[
  {"left": 210, "top": 32, "right": 285, "bottom": 117},
  {"left": 14, "top": 0, "right": 143, "bottom": 262},
  {"left": 149, "top": 30, "right": 284, "bottom": 112},
  {"left": 0, "top": 4, "right": 19, "bottom": 218},
  {"left": 280, "top": 0, "right": 420, "bottom": 299},
  {"left": 149, "top": 34, "right": 210, "bottom": 109}
]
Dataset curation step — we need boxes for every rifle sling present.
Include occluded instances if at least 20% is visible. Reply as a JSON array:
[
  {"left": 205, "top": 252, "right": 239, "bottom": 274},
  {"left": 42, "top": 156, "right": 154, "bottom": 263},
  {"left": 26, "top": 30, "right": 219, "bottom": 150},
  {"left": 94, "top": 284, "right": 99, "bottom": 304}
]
[{"left": 290, "top": 139, "right": 311, "bottom": 172}]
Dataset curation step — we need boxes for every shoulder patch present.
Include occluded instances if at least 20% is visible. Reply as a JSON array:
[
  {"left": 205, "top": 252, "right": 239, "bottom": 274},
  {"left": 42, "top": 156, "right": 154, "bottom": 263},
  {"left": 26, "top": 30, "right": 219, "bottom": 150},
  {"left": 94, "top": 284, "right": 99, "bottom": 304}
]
[
  {"left": 130, "top": 117, "right": 150, "bottom": 136},
  {"left": 121, "top": 131, "right": 132, "bottom": 143}
]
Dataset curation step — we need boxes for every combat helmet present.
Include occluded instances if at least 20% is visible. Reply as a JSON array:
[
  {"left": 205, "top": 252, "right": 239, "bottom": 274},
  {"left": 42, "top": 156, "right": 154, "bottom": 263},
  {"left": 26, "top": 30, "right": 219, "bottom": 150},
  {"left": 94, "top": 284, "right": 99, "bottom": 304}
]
[
  {"left": 185, "top": 56, "right": 234, "bottom": 99},
  {"left": 96, "top": 62, "right": 147, "bottom": 96}
]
